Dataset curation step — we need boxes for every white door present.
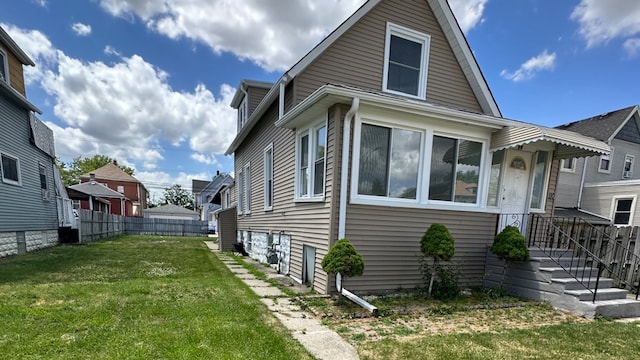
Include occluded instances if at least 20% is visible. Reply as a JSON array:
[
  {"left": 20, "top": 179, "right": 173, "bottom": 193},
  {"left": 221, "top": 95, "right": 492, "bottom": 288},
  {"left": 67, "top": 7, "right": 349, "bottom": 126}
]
[{"left": 499, "top": 150, "right": 533, "bottom": 233}]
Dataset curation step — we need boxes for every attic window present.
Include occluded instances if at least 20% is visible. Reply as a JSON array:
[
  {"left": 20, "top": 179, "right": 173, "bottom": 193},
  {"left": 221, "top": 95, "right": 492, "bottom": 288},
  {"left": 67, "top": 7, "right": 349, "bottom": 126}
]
[
  {"left": 382, "top": 23, "right": 430, "bottom": 100},
  {"left": 237, "top": 98, "right": 247, "bottom": 130},
  {"left": 0, "top": 49, "right": 7, "bottom": 83}
]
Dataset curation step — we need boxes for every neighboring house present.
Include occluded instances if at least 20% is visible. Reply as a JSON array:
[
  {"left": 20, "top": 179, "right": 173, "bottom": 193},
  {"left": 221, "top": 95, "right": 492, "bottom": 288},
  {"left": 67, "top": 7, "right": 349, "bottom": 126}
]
[
  {"left": 224, "top": 0, "right": 609, "bottom": 294},
  {"left": 0, "top": 26, "right": 61, "bottom": 256},
  {"left": 556, "top": 105, "right": 640, "bottom": 226},
  {"left": 79, "top": 161, "right": 148, "bottom": 217},
  {"left": 69, "top": 175, "right": 127, "bottom": 214},
  {"left": 143, "top": 204, "right": 199, "bottom": 220},
  {"left": 192, "top": 171, "right": 234, "bottom": 222}
]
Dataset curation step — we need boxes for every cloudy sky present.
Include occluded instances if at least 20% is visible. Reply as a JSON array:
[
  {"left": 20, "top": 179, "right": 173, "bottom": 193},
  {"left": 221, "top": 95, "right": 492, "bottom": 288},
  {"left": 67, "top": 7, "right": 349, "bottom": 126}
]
[{"left": 3, "top": 0, "right": 640, "bottom": 200}]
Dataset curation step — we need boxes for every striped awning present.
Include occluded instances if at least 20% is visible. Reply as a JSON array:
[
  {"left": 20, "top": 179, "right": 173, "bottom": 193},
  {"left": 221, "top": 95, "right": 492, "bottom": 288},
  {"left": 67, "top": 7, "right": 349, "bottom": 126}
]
[{"left": 490, "top": 126, "right": 610, "bottom": 159}]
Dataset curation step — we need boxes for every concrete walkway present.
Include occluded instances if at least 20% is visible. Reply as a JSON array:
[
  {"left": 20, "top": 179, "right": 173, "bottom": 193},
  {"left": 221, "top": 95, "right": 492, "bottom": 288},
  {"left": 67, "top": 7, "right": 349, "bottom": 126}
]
[{"left": 204, "top": 241, "right": 359, "bottom": 360}]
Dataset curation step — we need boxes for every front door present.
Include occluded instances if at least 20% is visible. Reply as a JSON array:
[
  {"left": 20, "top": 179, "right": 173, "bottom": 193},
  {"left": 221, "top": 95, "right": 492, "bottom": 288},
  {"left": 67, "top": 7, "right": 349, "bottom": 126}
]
[{"left": 499, "top": 149, "right": 533, "bottom": 233}]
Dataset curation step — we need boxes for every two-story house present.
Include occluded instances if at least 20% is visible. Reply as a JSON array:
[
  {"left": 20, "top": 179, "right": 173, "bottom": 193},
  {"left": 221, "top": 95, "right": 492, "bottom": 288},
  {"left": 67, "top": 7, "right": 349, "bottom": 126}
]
[
  {"left": 225, "top": 0, "right": 609, "bottom": 294},
  {"left": 0, "top": 26, "right": 60, "bottom": 257},
  {"left": 556, "top": 105, "right": 640, "bottom": 226},
  {"left": 76, "top": 161, "right": 148, "bottom": 217},
  {"left": 192, "top": 171, "right": 234, "bottom": 222}
]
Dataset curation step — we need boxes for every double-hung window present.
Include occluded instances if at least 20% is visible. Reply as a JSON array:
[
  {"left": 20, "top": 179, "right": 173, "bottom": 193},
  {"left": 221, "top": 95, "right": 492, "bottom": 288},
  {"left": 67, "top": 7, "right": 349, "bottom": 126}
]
[
  {"left": 623, "top": 154, "right": 634, "bottom": 178},
  {"left": 0, "top": 49, "right": 7, "bottom": 83},
  {"left": 357, "top": 123, "right": 421, "bottom": 199},
  {"left": 1, "top": 153, "right": 20, "bottom": 185},
  {"left": 243, "top": 163, "right": 251, "bottom": 214},
  {"left": 598, "top": 148, "right": 613, "bottom": 173},
  {"left": 237, "top": 169, "right": 244, "bottom": 215},
  {"left": 560, "top": 158, "right": 576, "bottom": 172},
  {"left": 264, "top": 144, "right": 274, "bottom": 210},
  {"left": 612, "top": 197, "right": 635, "bottom": 226},
  {"left": 382, "top": 23, "right": 430, "bottom": 99},
  {"left": 237, "top": 98, "right": 247, "bottom": 130},
  {"left": 428, "top": 136, "right": 482, "bottom": 204},
  {"left": 296, "top": 121, "right": 326, "bottom": 200}
]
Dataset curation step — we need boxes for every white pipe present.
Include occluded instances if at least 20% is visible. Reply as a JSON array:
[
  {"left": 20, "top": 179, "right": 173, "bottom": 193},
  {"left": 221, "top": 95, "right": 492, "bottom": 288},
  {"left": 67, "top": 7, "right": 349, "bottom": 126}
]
[
  {"left": 336, "top": 274, "right": 377, "bottom": 314},
  {"left": 338, "top": 97, "right": 359, "bottom": 239},
  {"left": 578, "top": 157, "right": 588, "bottom": 208}
]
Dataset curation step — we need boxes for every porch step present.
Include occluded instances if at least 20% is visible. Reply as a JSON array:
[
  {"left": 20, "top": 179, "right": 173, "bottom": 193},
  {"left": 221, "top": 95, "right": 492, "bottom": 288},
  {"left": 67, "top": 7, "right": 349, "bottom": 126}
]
[
  {"left": 531, "top": 256, "right": 587, "bottom": 268},
  {"left": 564, "top": 288, "right": 629, "bottom": 301},
  {"left": 539, "top": 266, "right": 599, "bottom": 278},
  {"left": 551, "top": 277, "right": 613, "bottom": 291}
]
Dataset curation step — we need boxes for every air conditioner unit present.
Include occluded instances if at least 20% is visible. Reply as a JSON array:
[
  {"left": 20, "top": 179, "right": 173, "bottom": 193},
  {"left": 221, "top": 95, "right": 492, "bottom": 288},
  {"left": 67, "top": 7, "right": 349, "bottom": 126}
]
[
  {"left": 42, "top": 189, "right": 51, "bottom": 201},
  {"left": 623, "top": 170, "right": 632, "bottom": 179}
]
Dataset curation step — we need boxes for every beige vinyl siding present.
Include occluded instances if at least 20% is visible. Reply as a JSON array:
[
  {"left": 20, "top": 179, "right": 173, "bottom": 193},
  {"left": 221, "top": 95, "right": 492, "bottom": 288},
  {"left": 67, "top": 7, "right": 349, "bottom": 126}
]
[
  {"left": 234, "top": 102, "right": 340, "bottom": 293},
  {"left": 294, "top": 0, "right": 482, "bottom": 113},
  {"left": 582, "top": 183, "right": 640, "bottom": 225},
  {"left": 247, "top": 86, "right": 269, "bottom": 116},
  {"left": 344, "top": 205, "right": 497, "bottom": 293},
  {"left": 0, "top": 44, "right": 26, "bottom": 96},
  {"left": 545, "top": 158, "right": 559, "bottom": 214}
]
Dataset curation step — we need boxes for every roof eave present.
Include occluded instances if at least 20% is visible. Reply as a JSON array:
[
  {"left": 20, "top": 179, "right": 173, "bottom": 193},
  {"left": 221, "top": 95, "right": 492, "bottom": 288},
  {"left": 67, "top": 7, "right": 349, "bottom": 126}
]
[
  {"left": 0, "top": 80, "right": 42, "bottom": 113},
  {"left": 0, "top": 26, "right": 35, "bottom": 66}
]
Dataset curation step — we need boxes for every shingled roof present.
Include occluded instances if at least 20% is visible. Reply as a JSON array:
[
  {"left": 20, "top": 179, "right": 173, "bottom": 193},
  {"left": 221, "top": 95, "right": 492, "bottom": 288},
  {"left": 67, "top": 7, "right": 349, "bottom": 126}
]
[
  {"left": 556, "top": 105, "right": 638, "bottom": 143},
  {"left": 80, "top": 162, "right": 141, "bottom": 183}
]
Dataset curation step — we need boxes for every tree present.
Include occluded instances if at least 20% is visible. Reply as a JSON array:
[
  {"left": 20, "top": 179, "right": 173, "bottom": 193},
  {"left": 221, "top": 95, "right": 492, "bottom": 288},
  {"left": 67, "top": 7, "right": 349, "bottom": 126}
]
[
  {"left": 321, "top": 239, "right": 364, "bottom": 293},
  {"left": 57, "top": 155, "right": 134, "bottom": 186},
  {"left": 490, "top": 226, "right": 530, "bottom": 289},
  {"left": 160, "top": 184, "right": 194, "bottom": 210},
  {"left": 420, "top": 223, "right": 455, "bottom": 297}
]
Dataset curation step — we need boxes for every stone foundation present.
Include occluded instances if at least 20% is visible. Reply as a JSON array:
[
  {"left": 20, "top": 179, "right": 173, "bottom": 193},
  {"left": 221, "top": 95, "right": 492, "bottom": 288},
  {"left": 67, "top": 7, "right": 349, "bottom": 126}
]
[
  {"left": 0, "top": 230, "right": 59, "bottom": 258},
  {"left": 238, "top": 230, "right": 291, "bottom": 275}
]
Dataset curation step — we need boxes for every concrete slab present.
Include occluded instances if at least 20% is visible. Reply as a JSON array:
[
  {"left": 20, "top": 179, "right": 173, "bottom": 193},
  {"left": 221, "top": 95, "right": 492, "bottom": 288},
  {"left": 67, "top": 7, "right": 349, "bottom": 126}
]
[
  {"left": 243, "top": 279, "right": 273, "bottom": 288},
  {"left": 251, "top": 286, "right": 285, "bottom": 297},
  {"left": 294, "top": 331, "right": 359, "bottom": 360}
]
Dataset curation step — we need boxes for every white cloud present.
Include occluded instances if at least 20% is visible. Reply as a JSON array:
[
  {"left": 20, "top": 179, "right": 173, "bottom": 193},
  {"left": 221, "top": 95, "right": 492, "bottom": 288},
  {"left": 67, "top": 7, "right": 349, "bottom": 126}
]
[
  {"left": 71, "top": 23, "right": 92, "bottom": 36},
  {"left": 33, "top": 0, "right": 47, "bottom": 7},
  {"left": 104, "top": 45, "right": 121, "bottom": 56},
  {"left": 623, "top": 38, "right": 640, "bottom": 57},
  {"left": 571, "top": 0, "right": 640, "bottom": 47},
  {"left": 136, "top": 170, "right": 211, "bottom": 203},
  {"left": 191, "top": 153, "right": 220, "bottom": 166},
  {"left": 500, "top": 50, "right": 556, "bottom": 82},
  {"left": 448, "top": 0, "right": 488, "bottom": 33}
]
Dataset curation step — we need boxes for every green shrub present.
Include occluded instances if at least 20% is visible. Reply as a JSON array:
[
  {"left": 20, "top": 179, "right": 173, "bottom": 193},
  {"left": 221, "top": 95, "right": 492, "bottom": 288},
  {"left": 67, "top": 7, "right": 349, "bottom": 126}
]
[
  {"left": 421, "top": 264, "right": 460, "bottom": 301},
  {"left": 420, "top": 223, "right": 455, "bottom": 297},
  {"left": 490, "top": 226, "right": 529, "bottom": 261},
  {"left": 321, "top": 239, "right": 364, "bottom": 278}
]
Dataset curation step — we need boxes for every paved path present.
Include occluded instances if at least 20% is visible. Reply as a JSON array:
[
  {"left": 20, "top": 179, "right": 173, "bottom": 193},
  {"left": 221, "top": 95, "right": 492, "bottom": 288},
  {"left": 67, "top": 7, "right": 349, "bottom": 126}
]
[{"left": 204, "top": 241, "right": 359, "bottom": 360}]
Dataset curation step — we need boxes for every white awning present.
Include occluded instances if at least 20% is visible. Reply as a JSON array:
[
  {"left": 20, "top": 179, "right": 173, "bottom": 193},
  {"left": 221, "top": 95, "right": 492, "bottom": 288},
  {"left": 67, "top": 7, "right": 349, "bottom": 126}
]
[{"left": 490, "top": 126, "right": 610, "bottom": 159}]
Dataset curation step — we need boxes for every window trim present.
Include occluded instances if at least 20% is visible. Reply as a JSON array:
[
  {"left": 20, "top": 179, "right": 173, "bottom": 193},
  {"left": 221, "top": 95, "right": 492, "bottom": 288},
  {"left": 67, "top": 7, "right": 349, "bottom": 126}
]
[
  {"left": 237, "top": 168, "right": 243, "bottom": 215},
  {"left": 237, "top": 97, "right": 248, "bottom": 130},
  {"left": 243, "top": 162, "right": 251, "bottom": 214},
  {"left": 294, "top": 119, "right": 327, "bottom": 202},
  {"left": 382, "top": 22, "right": 431, "bottom": 100},
  {"left": 350, "top": 113, "right": 492, "bottom": 211},
  {"left": 560, "top": 158, "right": 576, "bottom": 173},
  {"left": 0, "top": 49, "right": 8, "bottom": 83},
  {"left": 263, "top": 143, "right": 274, "bottom": 211},
  {"left": 1, "top": 152, "right": 21, "bottom": 186},
  {"left": 623, "top": 154, "right": 634, "bottom": 179},
  {"left": 598, "top": 147, "right": 613, "bottom": 174},
  {"left": 611, "top": 196, "right": 636, "bottom": 226}
]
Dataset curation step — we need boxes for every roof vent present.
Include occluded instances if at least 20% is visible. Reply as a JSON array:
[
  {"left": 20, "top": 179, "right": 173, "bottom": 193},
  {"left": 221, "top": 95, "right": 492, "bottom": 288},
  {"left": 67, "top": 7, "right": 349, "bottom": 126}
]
[
  {"left": 90, "top": 173, "right": 96, "bottom": 184},
  {"left": 598, "top": 112, "right": 609, "bottom": 119}
]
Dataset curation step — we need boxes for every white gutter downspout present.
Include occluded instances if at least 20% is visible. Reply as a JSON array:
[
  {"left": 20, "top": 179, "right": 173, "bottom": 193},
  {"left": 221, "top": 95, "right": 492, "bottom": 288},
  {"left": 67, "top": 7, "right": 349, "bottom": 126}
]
[
  {"left": 338, "top": 97, "right": 359, "bottom": 239},
  {"left": 577, "top": 157, "right": 588, "bottom": 208},
  {"left": 335, "top": 98, "right": 377, "bottom": 315}
]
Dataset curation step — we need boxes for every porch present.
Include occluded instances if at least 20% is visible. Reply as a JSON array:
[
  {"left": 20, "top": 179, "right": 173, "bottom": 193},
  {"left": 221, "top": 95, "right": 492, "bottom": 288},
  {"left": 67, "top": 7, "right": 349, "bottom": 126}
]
[{"left": 485, "top": 213, "right": 640, "bottom": 318}]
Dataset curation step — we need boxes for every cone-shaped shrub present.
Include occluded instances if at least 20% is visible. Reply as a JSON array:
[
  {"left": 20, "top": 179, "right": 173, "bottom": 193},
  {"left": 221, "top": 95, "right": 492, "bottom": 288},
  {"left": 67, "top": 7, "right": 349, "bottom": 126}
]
[
  {"left": 321, "top": 239, "right": 364, "bottom": 278},
  {"left": 490, "top": 226, "right": 530, "bottom": 261},
  {"left": 420, "top": 223, "right": 455, "bottom": 262}
]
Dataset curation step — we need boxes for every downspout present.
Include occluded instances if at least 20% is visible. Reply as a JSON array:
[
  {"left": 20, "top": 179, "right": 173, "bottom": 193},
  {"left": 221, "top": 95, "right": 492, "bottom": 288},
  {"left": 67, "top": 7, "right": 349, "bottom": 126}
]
[
  {"left": 577, "top": 157, "right": 588, "bottom": 208},
  {"left": 335, "top": 98, "right": 377, "bottom": 315},
  {"left": 338, "top": 97, "right": 359, "bottom": 239}
]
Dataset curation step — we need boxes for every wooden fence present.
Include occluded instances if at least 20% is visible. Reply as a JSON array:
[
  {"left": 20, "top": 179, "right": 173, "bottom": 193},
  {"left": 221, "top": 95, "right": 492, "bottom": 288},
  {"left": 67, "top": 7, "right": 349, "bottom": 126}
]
[{"left": 77, "top": 210, "right": 207, "bottom": 242}]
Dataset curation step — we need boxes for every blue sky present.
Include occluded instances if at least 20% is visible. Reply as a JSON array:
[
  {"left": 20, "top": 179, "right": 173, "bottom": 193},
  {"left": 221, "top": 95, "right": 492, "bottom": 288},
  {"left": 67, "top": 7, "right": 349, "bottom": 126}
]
[{"left": 2, "top": 0, "right": 640, "bottom": 200}]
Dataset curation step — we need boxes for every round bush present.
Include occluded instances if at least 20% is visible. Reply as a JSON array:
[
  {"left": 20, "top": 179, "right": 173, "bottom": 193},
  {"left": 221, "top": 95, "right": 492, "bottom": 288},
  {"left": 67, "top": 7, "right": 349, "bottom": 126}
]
[
  {"left": 420, "top": 223, "right": 455, "bottom": 262},
  {"left": 321, "top": 239, "right": 364, "bottom": 278},
  {"left": 491, "top": 226, "right": 530, "bottom": 261}
]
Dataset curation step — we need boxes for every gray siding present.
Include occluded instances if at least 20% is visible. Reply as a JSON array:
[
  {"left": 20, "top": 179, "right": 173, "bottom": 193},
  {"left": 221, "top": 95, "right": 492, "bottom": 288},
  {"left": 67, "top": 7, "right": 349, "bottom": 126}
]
[
  {"left": 555, "top": 157, "right": 586, "bottom": 208},
  {"left": 0, "top": 97, "right": 58, "bottom": 232},
  {"left": 581, "top": 183, "right": 640, "bottom": 225},
  {"left": 344, "top": 205, "right": 497, "bottom": 293},
  {"left": 234, "top": 102, "right": 341, "bottom": 293},
  {"left": 585, "top": 139, "right": 640, "bottom": 182},
  {"left": 295, "top": 0, "right": 483, "bottom": 113}
]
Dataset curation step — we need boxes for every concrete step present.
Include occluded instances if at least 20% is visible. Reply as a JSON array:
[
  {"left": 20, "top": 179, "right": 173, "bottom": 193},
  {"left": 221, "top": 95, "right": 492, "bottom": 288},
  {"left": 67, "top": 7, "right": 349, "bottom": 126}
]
[
  {"left": 531, "top": 256, "right": 587, "bottom": 268},
  {"left": 593, "top": 298, "right": 640, "bottom": 319},
  {"left": 564, "top": 288, "right": 629, "bottom": 301},
  {"left": 539, "top": 266, "right": 599, "bottom": 279},
  {"left": 551, "top": 277, "right": 613, "bottom": 291},
  {"left": 528, "top": 248, "right": 575, "bottom": 258}
]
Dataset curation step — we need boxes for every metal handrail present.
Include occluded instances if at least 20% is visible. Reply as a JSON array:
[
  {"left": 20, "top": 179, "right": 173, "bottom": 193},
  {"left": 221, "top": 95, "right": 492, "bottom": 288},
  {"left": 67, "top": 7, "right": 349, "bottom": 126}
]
[{"left": 551, "top": 216, "right": 640, "bottom": 300}]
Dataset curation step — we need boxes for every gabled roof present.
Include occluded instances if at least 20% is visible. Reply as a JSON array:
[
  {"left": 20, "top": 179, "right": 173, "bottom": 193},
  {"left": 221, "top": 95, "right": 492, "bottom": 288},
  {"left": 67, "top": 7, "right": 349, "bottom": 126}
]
[
  {"left": 201, "top": 173, "right": 234, "bottom": 198},
  {"left": 225, "top": 0, "right": 500, "bottom": 155},
  {"left": 68, "top": 182, "right": 126, "bottom": 199},
  {"left": 230, "top": 79, "right": 274, "bottom": 108},
  {"left": 556, "top": 105, "right": 639, "bottom": 144},
  {"left": 0, "top": 26, "right": 35, "bottom": 66},
  {"left": 192, "top": 179, "right": 210, "bottom": 194},
  {"left": 80, "top": 162, "right": 142, "bottom": 184},
  {"left": 143, "top": 204, "right": 198, "bottom": 215}
]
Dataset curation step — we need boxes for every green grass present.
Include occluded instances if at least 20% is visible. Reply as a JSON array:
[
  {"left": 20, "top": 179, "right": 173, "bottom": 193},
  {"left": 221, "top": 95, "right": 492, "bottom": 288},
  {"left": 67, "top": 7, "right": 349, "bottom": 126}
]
[{"left": 0, "top": 235, "right": 312, "bottom": 359}]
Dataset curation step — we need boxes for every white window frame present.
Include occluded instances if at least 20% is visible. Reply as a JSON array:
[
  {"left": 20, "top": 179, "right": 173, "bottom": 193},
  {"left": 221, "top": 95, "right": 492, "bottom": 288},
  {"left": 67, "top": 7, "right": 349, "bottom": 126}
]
[
  {"left": 237, "top": 98, "right": 248, "bottom": 130},
  {"left": 243, "top": 163, "right": 251, "bottom": 214},
  {"left": 1, "top": 152, "right": 21, "bottom": 186},
  {"left": 294, "top": 119, "right": 327, "bottom": 202},
  {"left": 263, "top": 143, "right": 274, "bottom": 211},
  {"left": 0, "top": 49, "right": 8, "bottom": 83},
  {"left": 382, "top": 22, "right": 430, "bottom": 100},
  {"left": 623, "top": 154, "right": 634, "bottom": 179},
  {"left": 350, "top": 111, "right": 492, "bottom": 212},
  {"left": 560, "top": 158, "right": 576, "bottom": 173},
  {"left": 237, "top": 168, "right": 244, "bottom": 215},
  {"left": 611, "top": 196, "right": 636, "bottom": 226},
  {"left": 598, "top": 147, "right": 613, "bottom": 174}
]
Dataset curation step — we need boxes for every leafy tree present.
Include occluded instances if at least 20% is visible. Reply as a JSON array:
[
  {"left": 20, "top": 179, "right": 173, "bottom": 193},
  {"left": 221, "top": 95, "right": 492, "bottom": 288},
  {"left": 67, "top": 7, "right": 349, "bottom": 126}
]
[
  {"left": 160, "top": 184, "right": 194, "bottom": 210},
  {"left": 321, "top": 239, "right": 364, "bottom": 293},
  {"left": 420, "top": 223, "right": 455, "bottom": 297},
  {"left": 490, "top": 226, "right": 530, "bottom": 289},
  {"left": 57, "top": 155, "right": 134, "bottom": 186}
]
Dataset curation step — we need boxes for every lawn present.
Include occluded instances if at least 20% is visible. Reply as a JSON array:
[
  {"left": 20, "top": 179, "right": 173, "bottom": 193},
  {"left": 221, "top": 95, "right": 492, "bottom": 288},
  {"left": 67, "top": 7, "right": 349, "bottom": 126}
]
[{"left": 0, "top": 235, "right": 312, "bottom": 360}]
